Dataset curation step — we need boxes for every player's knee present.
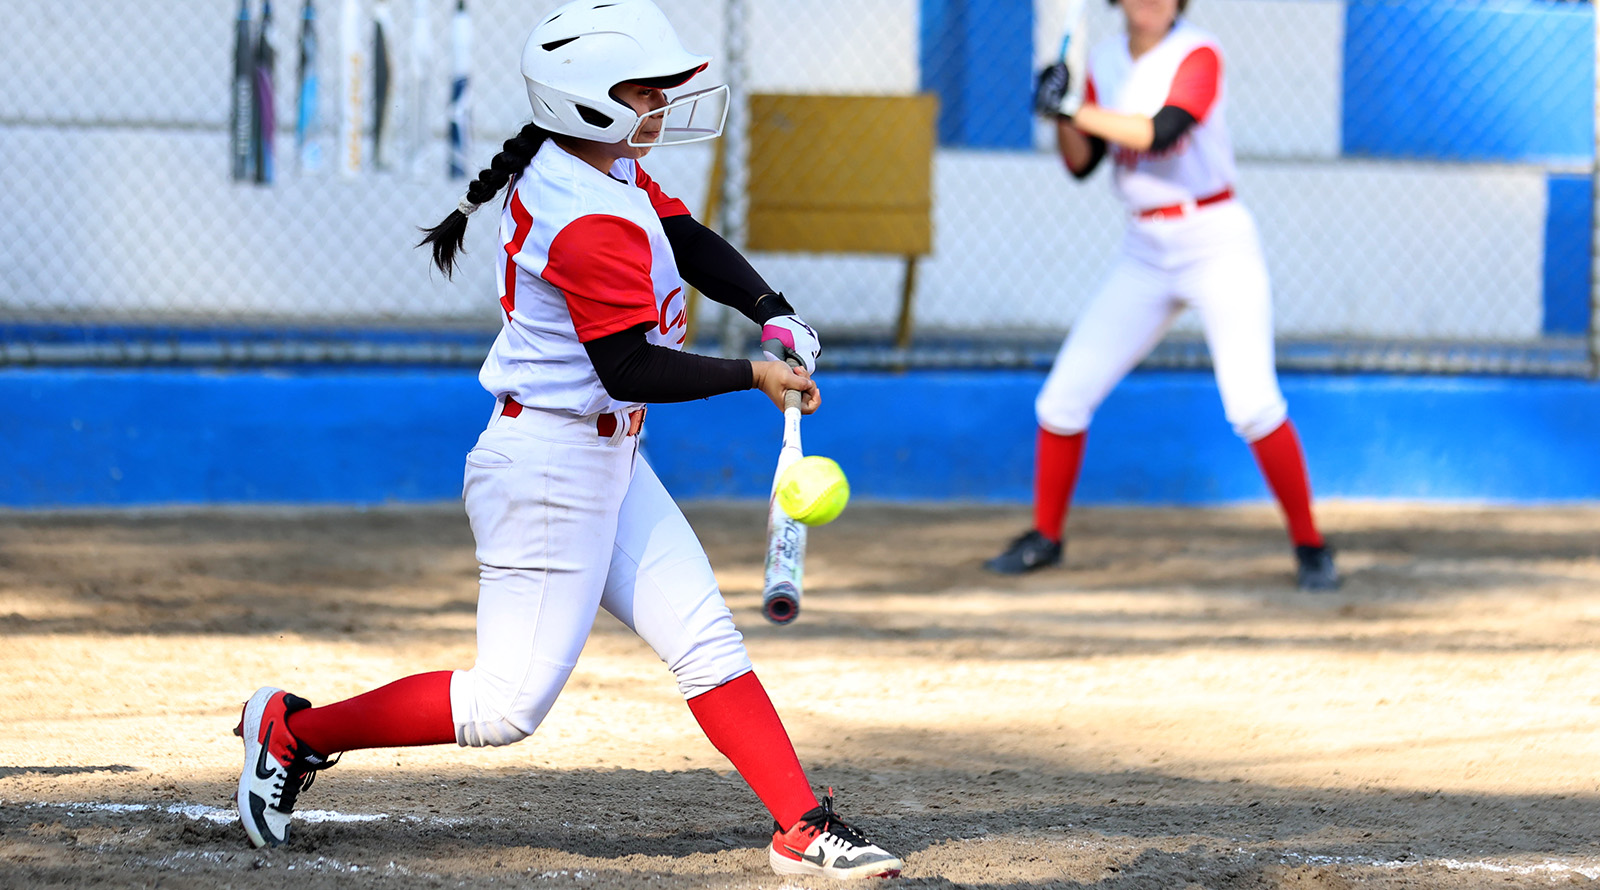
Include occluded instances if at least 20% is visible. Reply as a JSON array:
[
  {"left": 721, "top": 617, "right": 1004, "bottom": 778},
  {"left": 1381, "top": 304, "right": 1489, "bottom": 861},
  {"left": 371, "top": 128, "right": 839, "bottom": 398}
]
[
  {"left": 1035, "top": 397, "right": 1090, "bottom": 437},
  {"left": 1231, "top": 398, "right": 1288, "bottom": 443},
  {"left": 450, "top": 663, "right": 568, "bottom": 748},
  {"left": 457, "top": 715, "right": 531, "bottom": 748},
  {"left": 667, "top": 615, "right": 753, "bottom": 699}
]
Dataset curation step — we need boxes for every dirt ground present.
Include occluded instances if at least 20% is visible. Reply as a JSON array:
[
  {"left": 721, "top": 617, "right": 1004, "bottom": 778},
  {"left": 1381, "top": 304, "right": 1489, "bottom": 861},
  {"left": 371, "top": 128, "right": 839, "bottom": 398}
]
[{"left": 2, "top": 500, "right": 1599, "bottom": 889}]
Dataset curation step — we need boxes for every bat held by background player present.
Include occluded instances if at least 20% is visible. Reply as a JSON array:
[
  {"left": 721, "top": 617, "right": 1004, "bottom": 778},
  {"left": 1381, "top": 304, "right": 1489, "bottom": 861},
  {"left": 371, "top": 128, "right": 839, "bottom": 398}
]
[{"left": 1037, "top": 0, "right": 1089, "bottom": 118}]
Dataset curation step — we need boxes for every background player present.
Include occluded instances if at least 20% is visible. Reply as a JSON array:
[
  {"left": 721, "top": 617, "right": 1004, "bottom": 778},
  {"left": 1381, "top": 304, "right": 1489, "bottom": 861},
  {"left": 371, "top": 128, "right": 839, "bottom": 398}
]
[
  {"left": 985, "top": 0, "right": 1339, "bottom": 591},
  {"left": 231, "top": 1, "right": 901, "bottom": 879}
]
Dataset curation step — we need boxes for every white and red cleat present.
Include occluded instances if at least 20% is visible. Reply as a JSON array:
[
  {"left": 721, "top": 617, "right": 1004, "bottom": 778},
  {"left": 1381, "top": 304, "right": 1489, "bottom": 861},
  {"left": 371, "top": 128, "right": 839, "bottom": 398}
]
[
  {"left": 769, "top": 792, "right": 902, "bottom": 880},
  {"left": 233, "top": 686, "right": 332, "bottom": 848}
]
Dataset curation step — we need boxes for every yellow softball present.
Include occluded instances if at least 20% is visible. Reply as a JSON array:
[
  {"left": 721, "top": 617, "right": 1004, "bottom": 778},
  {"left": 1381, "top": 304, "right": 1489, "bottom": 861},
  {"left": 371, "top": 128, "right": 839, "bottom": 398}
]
[{"left": 777, "top": 456, "right": 850, "bottom": 526}]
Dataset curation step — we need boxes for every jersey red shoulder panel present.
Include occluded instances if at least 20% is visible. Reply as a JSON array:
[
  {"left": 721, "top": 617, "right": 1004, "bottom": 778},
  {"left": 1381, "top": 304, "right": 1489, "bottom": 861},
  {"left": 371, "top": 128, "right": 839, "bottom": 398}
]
[
  {"left": 543, "top": 215, "right": 661, "bottom": 342},
  {"left": 634, "top": 163, "right": 691, "bottom": 219},
  {"left": 1164, "top": 46, "right": 1220, "bottom": 121}
]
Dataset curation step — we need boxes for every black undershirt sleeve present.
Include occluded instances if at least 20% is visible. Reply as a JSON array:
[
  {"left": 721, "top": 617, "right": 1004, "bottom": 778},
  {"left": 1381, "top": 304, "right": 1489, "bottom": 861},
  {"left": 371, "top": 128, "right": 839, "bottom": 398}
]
[
  {"left": 1069, "top": 135, "right": 1108, "bottom": 180},
  {"left": 1149, "top": 105, "right": 1199, "bottom": 154},
  {"left": 583, "top": 322, "right": 754, "bottom": 403},
  {"left": 660, "top": 215, "right": 794, "bottom": 323}
]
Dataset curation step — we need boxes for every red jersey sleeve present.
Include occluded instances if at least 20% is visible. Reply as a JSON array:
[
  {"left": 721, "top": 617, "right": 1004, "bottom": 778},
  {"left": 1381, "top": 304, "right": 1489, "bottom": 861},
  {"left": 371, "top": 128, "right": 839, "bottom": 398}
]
[
  {"left": 1085, "top": 75, "right": 1097, "bottom": 106},
  {"left": 634, "top": 163, "right": 691, "bottom": 219},
  {"left": 543, "top": 215, "right": 661, "bottom": 342},
  {"left": 1164, "top": 46, "right": 1221, "bottom": 121}
]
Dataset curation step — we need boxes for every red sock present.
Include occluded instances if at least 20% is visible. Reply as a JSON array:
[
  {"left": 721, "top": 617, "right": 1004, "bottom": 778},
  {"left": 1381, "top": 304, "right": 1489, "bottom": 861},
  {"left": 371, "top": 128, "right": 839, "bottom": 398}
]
[
  {"left": 1033, "top": 428, "right": 1086, "bottom": 543},
  {"left": 1249, "top": 420, "right": 1324, "bottom": 548},
  {"left": 286, "top": 671, "right": 456, "bottom": 755},
  {"left": 686, "top": 671, "right": 817, "bottom": 828}
]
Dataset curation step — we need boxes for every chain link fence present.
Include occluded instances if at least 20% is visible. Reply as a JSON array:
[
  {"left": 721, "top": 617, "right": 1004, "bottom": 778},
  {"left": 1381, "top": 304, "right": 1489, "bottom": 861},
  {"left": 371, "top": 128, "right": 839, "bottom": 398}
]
[{"left": 1, "top": 0, "right": 1595, "bottom": 375}]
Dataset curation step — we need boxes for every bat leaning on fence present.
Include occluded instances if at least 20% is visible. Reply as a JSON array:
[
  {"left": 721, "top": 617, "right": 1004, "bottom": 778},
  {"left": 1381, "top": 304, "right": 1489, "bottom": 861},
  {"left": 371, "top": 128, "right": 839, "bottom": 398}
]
[{"left": 760, "top": 343, "right": 806, "bottom": 626}]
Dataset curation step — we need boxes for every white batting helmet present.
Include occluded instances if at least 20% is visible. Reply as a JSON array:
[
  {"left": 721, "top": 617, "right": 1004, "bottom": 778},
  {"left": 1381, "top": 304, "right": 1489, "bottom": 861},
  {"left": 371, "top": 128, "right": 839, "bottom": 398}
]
[{"left": 522, "top": 0, "right": 716, "bottom": 143}]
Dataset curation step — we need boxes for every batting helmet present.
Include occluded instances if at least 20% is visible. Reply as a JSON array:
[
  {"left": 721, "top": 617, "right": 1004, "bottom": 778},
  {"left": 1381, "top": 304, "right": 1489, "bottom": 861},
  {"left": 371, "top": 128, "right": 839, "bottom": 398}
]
[{"left": 521, "top": 0, "right": 719, "bottom": 144}]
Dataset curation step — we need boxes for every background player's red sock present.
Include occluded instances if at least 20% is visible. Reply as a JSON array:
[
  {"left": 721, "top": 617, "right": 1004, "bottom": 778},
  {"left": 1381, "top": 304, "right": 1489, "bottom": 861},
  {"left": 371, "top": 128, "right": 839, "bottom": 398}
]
[
  {"left": 1034, "top": 428, "right": 1086, "bottom": 543},
  {"left": 687, "top": 671, "right": 818, "bottom": 827},
  {"left": 286, "top": 671, "right": 456, "bottom": 755},
  {"left": 1249, "top": 419, "right": 1324, "bottom": 548}
]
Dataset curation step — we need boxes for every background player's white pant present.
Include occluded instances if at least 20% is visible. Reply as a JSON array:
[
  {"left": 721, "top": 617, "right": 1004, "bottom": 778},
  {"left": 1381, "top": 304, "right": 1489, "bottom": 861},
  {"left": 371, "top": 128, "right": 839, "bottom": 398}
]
[
  {"left": 1035, "top": 202, "right": 1288, "bottom": 443},
  {"left": 450, "top": 404, "right": 752, "bottom": 748}
]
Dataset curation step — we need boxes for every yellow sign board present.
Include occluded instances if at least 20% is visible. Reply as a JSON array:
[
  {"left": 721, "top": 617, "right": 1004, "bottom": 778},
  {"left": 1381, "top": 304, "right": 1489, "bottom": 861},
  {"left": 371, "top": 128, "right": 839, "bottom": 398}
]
[{"left": 747, "top": 94, "right": 937, "bottom": 256}]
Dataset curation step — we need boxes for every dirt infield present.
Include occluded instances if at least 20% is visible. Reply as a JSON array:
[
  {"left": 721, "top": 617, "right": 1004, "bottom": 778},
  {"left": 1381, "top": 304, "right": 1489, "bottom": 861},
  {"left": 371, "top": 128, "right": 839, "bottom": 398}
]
[{"left": 2, "top": 501, "right": 1599, "bottom": 888}]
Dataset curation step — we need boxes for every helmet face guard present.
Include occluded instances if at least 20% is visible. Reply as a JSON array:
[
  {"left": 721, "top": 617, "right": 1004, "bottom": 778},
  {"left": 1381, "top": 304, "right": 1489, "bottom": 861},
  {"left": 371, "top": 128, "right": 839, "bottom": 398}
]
[{"left": 626, "top": 84, "right": 729, "bottom": 147}]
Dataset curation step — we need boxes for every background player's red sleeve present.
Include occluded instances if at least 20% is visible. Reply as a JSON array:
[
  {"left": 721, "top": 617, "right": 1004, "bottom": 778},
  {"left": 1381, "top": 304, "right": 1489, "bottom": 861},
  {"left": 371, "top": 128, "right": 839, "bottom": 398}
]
[
  {"left": 1164, "top": 46, "right": 1220, "bottom": 121},
  {"left": 634, "top": 163, "right": 691, "bottom": 219},
  {"left": 544, "top": 215, "right": 662, "bottom": 342},
  {"left": 1086, "top": 76, "right": 1097, "bottom": 106}
]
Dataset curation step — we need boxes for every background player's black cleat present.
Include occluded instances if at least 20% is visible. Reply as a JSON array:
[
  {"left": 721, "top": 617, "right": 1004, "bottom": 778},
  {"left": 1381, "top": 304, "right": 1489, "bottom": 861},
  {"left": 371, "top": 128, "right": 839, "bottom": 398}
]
[
  {"left": 1295, "top": 544, "right": 1340, "bottom": 591},
  {"left": 984, "top": 530, "right": 1063, "bottom": 574}
]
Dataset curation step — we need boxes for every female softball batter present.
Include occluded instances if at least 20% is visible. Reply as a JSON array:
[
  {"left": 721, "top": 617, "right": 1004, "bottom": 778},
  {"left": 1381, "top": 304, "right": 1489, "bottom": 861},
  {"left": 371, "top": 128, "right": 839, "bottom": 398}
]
[
  {"left": 986, "top": 0, "right": 1339, "bottom": 591},
  {"left": 232, "top": 1, "right": 901, "bottom": 879}
]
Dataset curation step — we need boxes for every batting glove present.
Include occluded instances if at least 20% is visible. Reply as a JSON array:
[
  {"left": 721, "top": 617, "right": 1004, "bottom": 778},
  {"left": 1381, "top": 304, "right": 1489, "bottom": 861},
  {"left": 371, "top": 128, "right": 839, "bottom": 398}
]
[
  {"left": 1033, "top": 63, "right": 1070, "bottom": 118},
  {"left": 760, "top": 315, "right": 821, "bottom": 374}
]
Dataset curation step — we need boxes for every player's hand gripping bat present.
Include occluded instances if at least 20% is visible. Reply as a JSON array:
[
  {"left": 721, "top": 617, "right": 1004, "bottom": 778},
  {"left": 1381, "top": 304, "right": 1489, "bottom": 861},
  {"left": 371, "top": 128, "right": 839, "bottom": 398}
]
[
  {"left": 1036, "top": 0, "right": 1089, "bottom": 118},
  {"left": 760, "top": 342, "right": 806, "bottom": 625}
]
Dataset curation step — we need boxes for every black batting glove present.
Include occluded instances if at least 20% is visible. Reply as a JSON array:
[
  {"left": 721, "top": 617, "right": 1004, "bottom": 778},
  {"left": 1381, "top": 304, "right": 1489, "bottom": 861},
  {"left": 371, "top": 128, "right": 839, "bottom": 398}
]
[{"left": 1033, "top": 62, "right": 1071, "bottom": 118}]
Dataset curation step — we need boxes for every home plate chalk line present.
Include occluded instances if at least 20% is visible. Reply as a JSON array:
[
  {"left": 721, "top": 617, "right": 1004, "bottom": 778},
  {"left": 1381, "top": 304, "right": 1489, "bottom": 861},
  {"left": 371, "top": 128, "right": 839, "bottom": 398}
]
[{"left": 16, "top": 800, "right": 1600, "bottom": 880}]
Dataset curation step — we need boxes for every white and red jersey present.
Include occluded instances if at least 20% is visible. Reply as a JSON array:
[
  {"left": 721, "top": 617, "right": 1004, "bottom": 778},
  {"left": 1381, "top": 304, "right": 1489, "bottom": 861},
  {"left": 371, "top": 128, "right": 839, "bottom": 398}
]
[
  {"left": 1086, "top": 19, "right": 1234, "bottom": 213},
  {"left": 478, "top": 139, "right": 692, "bottom": 417}
]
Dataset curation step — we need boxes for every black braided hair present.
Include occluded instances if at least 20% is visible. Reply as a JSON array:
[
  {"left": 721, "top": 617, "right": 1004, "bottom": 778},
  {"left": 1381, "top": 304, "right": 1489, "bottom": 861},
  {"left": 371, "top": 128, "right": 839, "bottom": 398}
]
[{"left": 417, "top": 122, "right": 554, "bottom": 278}]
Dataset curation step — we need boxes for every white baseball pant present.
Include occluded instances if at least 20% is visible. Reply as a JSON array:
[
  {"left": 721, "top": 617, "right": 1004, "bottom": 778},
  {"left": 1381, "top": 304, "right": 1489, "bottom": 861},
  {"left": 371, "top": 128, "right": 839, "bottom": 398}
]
[
  {"left": 1035, "top": 201, "right": 1288, "bottom": 443},
  {"left": 450, "top": 401, "right": 752, "bottom": 748}
]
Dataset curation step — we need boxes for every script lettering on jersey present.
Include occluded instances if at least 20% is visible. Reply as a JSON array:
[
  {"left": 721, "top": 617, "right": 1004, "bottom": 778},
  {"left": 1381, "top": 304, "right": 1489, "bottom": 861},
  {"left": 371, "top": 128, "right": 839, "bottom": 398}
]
[
  {"left": 1113, "top": 134, "right": 1192, "bottom": 170},
  {"left": 657, "top": 286, "right": 687, "bottom": 346}
]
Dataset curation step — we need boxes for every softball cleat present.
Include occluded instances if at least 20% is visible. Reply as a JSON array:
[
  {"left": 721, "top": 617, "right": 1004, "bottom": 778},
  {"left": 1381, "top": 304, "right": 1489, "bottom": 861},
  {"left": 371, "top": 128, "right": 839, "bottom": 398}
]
[
  {"left": 983, "top": 529, "right": 1063, "bottom": 574},
  {"left": 233, "top": 686, "right": 333, "bottom": 848},
  {"left": 769, "top": 792, "right": 903, "bottom": 880},
  {"left": 1295, "top": 544, "right": 1341, "bottom": 591}
]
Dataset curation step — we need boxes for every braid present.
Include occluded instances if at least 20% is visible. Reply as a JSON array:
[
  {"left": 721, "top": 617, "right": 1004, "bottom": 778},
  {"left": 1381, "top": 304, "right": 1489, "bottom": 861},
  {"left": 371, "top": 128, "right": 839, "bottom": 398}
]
[{"left": 417, "top": 122, "right": 552, "bottom": 278}]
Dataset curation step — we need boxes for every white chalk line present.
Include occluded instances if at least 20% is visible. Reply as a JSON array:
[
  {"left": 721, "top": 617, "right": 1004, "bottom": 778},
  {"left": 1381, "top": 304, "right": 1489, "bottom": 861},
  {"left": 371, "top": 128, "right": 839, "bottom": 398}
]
[
  {"left": 950, "top": 832, "right": 1600, "bottom": 881},
  {"left": 18, "top": 801, "right": 1600, "bottom": 881},
  {"left": 1289, "top": 851, "right": 1600, "bottom": 881},
  {"left": 22, "top": 800, "right": 388, "bottom": 825}
]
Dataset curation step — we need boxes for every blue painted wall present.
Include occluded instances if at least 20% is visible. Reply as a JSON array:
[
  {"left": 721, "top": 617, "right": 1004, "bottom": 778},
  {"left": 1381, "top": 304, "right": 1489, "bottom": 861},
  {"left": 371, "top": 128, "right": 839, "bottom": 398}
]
[
  {"left": 5, "top": 368, "right": 1600, "bottom": 508},
  {"left": 920, "top": 0, "right": 1034, "bottom": 149},
  {"left": 1343, "top": 0, "right": 1594, "bottom": 164},
  {"left": 1544, "top": 173, "right": 1595, "bottom": 336},
  {"left": 0, "top": 369, "right": 490, "bottom": 506}
]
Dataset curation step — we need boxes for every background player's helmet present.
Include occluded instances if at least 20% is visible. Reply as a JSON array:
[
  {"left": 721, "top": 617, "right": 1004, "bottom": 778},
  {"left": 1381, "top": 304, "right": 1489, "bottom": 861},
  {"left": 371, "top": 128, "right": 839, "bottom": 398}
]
[{"left": 522, "top": 0, "right": 716, "bottom": 144}]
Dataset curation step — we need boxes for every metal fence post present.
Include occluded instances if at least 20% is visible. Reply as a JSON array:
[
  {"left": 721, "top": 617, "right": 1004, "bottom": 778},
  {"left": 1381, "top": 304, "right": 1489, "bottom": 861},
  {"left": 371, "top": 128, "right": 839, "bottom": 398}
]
[{"left": 718, "top": 0, "right": 750, "bottom": 359}]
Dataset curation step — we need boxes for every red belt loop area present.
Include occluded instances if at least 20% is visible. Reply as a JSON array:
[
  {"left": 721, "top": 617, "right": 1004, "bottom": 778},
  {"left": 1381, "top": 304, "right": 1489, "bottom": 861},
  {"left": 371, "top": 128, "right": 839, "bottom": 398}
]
[
  {"left": 501, "top": 397, "right": 644, "bottom": 438},
  {"left": 1137, "top": 186, "right": 1234, "bottom": 221},
  {"left": 595, "top": 408, "right": 646, "bottom": 438}
]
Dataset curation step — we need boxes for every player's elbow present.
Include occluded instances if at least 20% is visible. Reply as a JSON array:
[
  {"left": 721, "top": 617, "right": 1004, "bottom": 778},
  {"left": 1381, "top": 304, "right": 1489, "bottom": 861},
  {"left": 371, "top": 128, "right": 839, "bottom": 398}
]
[
  {"left": 591, "top": 364, "right": 651, "bottom": 403},
  {"left": 1148, "top": 106, "right": 1197, "bottom": 154},
  {"left": 1066, "top": 137, "right": 1107, "bottom": 180}
]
